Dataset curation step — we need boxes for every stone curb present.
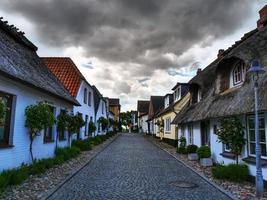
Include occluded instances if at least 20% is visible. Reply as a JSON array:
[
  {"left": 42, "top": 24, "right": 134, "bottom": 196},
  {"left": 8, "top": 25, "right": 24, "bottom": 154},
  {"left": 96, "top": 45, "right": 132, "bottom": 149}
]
[
  {"left": 147, "top": 138, "right": 238, "bottom": 200},
  {"left": 42, "top": 133, "right": 121, "bottom": 200}
]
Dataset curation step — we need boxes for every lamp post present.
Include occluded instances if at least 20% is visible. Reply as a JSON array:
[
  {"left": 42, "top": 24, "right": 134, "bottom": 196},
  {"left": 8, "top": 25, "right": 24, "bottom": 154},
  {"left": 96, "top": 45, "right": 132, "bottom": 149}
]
[{"left": 247, "top": 60, "right": 265, "bottom": 199}]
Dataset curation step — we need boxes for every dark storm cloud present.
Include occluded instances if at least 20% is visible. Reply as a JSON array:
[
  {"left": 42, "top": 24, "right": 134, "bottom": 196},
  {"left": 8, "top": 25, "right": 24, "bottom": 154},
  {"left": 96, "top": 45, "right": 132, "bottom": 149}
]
[{"left": 3, "top": 0, "right": 255, "bottom": 72}]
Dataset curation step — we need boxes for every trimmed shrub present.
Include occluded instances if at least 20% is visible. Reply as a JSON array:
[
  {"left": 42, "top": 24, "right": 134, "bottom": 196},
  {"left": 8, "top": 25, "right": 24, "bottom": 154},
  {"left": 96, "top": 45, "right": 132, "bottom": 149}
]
[
  {"left": 177, "top": 147, "right": 187, "bottom": 154},
  {"left": 55, "top": 147, "right": 80, "bottom": 161},
  {"left": 187, "top": 145, "right": 198, "bottom": 154},
  {"left": 72, "top": 139, "right": 92, "bottom": 151},
  {"left": 197, "top": 146, "right": 211, "bottom": 158},
  {"left": 212, "top": 164, "right": 249, "bottom": 182}
]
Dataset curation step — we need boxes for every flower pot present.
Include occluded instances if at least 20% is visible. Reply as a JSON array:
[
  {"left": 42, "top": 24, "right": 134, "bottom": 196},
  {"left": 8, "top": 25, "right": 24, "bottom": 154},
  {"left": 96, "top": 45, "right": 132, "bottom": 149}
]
[
  {"left": 188, "top": 153, "right": 198, "bottom": 161},
  {"left": 200, "top": 158, "right": 213, "bottom": 167}
]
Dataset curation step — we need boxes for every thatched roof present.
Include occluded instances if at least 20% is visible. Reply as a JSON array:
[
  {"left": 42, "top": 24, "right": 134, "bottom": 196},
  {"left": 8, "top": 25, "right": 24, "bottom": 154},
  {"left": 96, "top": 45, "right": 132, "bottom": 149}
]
[
  {"left": 0, "top": 19, "right": 78, "bottom": 105},
  {"left": 172, "top": 26, "right": 267, "bottom": 124}
]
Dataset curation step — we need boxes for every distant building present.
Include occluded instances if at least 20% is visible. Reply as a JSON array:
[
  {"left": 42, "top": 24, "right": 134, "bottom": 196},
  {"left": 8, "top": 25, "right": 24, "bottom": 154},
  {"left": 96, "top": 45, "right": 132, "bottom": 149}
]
[
  {"left": 137, "top": 100, "right": 150, "bottom": 133},
  {"left": 42, "top": 57, "right": 95, "bottom": 139},
  {"left": 108, "top": 98, "right": 121, "bottom": 122}
]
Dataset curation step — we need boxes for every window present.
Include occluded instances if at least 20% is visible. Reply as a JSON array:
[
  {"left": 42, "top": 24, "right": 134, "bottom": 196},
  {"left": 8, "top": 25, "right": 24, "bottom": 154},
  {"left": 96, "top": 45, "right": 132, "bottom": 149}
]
[
  {"left": 224, "top": 143, "right": 231, "bottom": 152},
  {"left": 58, "top": 109, "right": 66, "bottom": 141},
  {"left": 188, "top": 124, "right": 194, "bottom": 144},
  {"left": 85, "top": 115, "right": 88, "bottom": 136},
  {"left": 174, "top": 86, "right": 181, "bottom": 102},
  {"left": 232, "top": 62, "right": 246, "bottom": 86},
  {"left": 181, "top": 125, "right": 185, "bottom": 137},
  {"left": 84, "top": 88, "right": 87, "bottom": 104},
  {"left": 165, "top": 118, "right": 171, "bottom": 132},
  {"left": 44, "top": 106, "right": 55, "bottom": 143},
  {"left": 247, "top": 115, "right": 266, "bottom": 157},
  {"left": 88, "top": 91, "right": 91, "bottom": 106},
  {"left": 197, "top": 89, "right": 202, "bottom": 102},
  {"left": 102, "top": 101, "right": 104, "bottom": 114},
  {"left": 164, "top": 96, "right": 169, "bottom": 108},
  {"left": 0, "top": 92, "right": 13, "bottom": 146}
]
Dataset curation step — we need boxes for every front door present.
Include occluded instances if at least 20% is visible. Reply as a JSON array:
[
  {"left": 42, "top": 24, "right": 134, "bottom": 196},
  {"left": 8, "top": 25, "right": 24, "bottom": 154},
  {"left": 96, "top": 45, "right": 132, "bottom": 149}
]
[{"left": 201, "top": 121, "right": 210, "bottom": 146}]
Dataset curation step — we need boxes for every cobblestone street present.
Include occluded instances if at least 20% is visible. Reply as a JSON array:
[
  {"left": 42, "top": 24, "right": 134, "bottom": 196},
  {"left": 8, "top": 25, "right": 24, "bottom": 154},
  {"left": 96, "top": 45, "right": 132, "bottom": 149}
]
[{"left": 47, "top": 134, "right": 232, "bottom": 200}]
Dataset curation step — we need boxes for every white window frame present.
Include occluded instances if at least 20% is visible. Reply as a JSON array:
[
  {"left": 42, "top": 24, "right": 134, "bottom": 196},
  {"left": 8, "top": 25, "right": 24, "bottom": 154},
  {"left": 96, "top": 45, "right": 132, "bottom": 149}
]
[
  {"left": 232, "top": 62, "right": 246, "bottom": 86},
  {"left": 188, "top": 124, "right": 194, "bottom": 144},
  {"left": 165, "top": 96, "right": 169, "bottom": 108},
  {"left": 165, "top": 118, "right": 171, "bottom": 133},
  {"left": 174, "top": 86, "right": 181, "bottom": 102},
  {"left": 247, "top": 114, "right": 267, "bottom": 158}
]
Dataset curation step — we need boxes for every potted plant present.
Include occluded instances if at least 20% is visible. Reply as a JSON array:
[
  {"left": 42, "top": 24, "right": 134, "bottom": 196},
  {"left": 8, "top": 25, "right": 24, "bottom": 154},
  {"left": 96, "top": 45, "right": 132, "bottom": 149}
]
[
  {"left": 177, "top": 136, "right": 187, "bottom": 154},
  {"left": 197, "top": 146, "right": 212, "bottom": 167},
  {"left": 187, "top": 144, "right": 198, "bottom": 160}
]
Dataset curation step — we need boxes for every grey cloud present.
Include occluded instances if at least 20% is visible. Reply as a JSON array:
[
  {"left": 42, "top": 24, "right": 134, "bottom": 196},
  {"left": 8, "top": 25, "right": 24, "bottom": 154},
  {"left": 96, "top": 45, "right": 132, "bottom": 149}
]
[
  {"left": 114, "top": 81, "right": 131, "bottom": 94},
  {"left": 2, "top": 0, "right": 255, "bottom": 72}
]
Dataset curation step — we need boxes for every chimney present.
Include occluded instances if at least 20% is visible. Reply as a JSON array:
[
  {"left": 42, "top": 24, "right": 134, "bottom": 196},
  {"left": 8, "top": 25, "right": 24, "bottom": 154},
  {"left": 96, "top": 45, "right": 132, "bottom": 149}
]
[
  {"left": 217, "top": 49, "right": 224, "bottom": 58},
  {"left": 197, "top": 68, "right": 201, "bottom": 75},
  {"left": 257, "top": 5, "right": 267, "bottom": 29}
]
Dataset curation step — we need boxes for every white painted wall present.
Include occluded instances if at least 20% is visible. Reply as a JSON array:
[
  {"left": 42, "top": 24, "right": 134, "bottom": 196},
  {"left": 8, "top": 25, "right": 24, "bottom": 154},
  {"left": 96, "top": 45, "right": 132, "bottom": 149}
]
[
  {"left": 95, "top": 99, "right": 108, "bottom": 136},
  {"left": 0, "top": 76, "right": 73, "bottom": 171},
  {"left": 73, "top": 80, "right": 95, "bottom": 139},
  {"left": 139, "top": 115, "right": 148, "bottom": 133}
]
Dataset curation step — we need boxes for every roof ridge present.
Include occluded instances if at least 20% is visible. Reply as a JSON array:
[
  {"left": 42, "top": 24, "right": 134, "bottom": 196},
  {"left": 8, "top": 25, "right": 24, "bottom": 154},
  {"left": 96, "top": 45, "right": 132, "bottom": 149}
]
[{"left": 0, "top": 17, "right": 37, "bottom": 51}]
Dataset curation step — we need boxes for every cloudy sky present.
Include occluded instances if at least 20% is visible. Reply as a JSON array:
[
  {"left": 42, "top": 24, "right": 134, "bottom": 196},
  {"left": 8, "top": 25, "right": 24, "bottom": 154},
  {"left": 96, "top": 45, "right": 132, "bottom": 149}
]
[{"left": 0, "top": 1, "right": 265, "bottom": 111}]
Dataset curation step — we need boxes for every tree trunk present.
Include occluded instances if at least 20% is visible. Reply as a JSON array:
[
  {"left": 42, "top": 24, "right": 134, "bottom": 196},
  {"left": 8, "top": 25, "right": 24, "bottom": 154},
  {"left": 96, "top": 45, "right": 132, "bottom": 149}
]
[{"left": 29, "top": 133, "right": 34, "bottom": 162}]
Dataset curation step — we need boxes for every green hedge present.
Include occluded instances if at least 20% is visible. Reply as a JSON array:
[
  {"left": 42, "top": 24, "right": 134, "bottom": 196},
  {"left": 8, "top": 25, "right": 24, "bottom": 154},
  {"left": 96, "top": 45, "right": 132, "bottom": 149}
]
[
  {"left": 212, "top": 164, "right": 249, "bottom": 182},
  {"left": 0, "top": 146, "right": 80, "bottom": 192},
  {"left": 187, "top": 145, "right": 198, "bottom": 153},
  {"left": 177, "top": 147, "right": 187, "bottom": 154},
  {"left": 72, "top": 139, "right": 92, "bottom": 151},
  {"left": 196, "top": 146, "right": 211, "bottom": 158}
]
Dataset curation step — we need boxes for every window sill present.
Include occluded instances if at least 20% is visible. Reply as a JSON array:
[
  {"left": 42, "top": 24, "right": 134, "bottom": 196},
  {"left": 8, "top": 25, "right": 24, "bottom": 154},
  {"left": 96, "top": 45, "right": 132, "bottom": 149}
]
[
  {"left": 44, "top": 139, "right": 54, "bottom": 144},
  {"left": 0, "top": 144, "right": 14, "bottom": 149},
  {"left": 164, "top": 131, "right": 171, "bottom": 134},
  {"left": 220, "top": 152, "right": 236, "bottom": 159},
  {"left": 58, "top": 139, "right": 67, "bottom": 142},
  {"left": 242, "top": 157, "right": 267, "bottom": 167}
]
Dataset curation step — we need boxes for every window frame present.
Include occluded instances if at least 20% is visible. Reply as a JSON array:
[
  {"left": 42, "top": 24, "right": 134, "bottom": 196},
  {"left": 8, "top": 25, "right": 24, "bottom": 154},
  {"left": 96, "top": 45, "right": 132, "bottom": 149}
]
[
  {"left": 0, "top": 91, "right": 13, "bottom": 146},
  {"left": 88, "top": 91, "right": 91, "bottom": 106},
  {"left": 247, "top": 114, "right": 267, "bottom": 158},
  {"left": 232, "top": 61, "right": 246, "bottom": 86},
  {"left": 165, "top": 117, "right": 171, "bottom": 133},
  {"left": 44, "top": 105, "right": 55, "bottom": 143},
  {"left": 84, "top": 88, "right": 88, "bottom": 104},
  {"left": 188, "top": 124, "right": 194, "bottom": 145},
  {"left": 174, "top": 86, "right": 181, "bottom": 102}
]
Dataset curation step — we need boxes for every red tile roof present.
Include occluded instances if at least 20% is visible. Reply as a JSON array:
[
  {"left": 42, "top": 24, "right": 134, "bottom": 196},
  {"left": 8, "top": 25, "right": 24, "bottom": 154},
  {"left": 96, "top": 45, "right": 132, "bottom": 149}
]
[{"left": 41, "top": 57, "right": 85, "bottom": 97}]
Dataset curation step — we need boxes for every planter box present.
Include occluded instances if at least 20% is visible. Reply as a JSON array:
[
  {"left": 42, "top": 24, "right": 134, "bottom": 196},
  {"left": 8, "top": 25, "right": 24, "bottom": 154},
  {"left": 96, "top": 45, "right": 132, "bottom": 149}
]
[
  {"left": 188, "top": 153, "right": 198, "bottom": 161},
  {"left": 200, "top": 158, "right": 213, "bottom": 167}
]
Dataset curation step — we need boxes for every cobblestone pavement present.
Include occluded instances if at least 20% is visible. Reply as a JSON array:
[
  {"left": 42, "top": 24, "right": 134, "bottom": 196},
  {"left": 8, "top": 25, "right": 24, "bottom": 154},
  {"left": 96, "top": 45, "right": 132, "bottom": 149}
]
[{"left": 47, "top": 134, "right": 232, "bottom": 200}]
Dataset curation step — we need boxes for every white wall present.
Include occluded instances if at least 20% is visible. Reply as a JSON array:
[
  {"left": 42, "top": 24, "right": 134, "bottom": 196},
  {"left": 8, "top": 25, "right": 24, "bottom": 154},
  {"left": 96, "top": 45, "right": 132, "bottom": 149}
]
[
  {"left": 139, "top": 115, "right": 148, "bottom": 133},
  {"left": 95, "top": 99, "right": 108, "bottom": 136},
  {"left": 0, "top": 76, "right": 73, "bottom": 171},
  {"left": 73, "top": 80, "right": 95, "bottom": 139}
]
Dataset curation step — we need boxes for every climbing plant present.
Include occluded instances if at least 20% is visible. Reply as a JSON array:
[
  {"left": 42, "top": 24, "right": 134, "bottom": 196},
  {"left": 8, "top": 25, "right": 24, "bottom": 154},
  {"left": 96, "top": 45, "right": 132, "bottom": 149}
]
[
  {"left": 217, "top": 117, "right": 246, "bottom": 164},
  {"left": 25, "top": 102, "right": 55, "bottom": 161}
]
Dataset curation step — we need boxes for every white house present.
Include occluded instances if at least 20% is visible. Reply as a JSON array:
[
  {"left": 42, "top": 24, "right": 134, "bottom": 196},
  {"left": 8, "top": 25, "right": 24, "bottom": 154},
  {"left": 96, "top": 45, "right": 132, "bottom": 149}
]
[
  {"left": 42, "top": 57, "right": 95, "bottom": 140},
  {"left": 0, "top": 20, "right": 78, "bottom": 170},
  {"left": 137, "top": 100, "right": 150, "bottom": 133},
  {"left": 173, "top": 6, "right": 267, "bottom": 181},
  {"left": 92, "top": 86, "right": 108, "bottom": 135}
]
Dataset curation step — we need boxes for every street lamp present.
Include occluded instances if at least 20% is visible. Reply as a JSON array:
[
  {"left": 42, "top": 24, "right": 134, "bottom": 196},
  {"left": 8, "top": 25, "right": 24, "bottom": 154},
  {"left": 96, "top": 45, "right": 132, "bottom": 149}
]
[{"left": 247, "top": 59, "right": 265, "bottom": 199}]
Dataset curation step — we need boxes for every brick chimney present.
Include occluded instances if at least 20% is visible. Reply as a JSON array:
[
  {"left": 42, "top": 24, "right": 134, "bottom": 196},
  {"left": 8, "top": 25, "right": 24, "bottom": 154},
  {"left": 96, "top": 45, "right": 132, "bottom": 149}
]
[
  {"left": 197, "top": 68, "right": 201, "bottom": 75},
  {"left": 257, "top": 5, "right": 267, "bottom": 29},
  {"left": 217, "top": 49, "right": 224, "bottom": 59}
]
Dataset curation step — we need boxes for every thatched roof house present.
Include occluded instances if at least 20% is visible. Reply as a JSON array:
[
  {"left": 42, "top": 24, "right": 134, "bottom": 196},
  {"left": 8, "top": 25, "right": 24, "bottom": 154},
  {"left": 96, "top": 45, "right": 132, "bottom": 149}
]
[{"left": 173, "top": 20, "right": 267, "bottom": 124}]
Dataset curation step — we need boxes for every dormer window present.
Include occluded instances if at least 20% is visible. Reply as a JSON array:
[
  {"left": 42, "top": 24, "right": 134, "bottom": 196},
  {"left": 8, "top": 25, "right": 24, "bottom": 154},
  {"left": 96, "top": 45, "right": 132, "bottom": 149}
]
[
  {"left": 197, "top": 89, "right": 202, "bottom": 102},
  {"left": 232, "top": 61, "right": 246, "bottom": 86},
  {"left": 164, "top": 96, "right": 170, "bottom": 108},
  {"left": 174, "top": 86, "right": 181, "bottom": 102}
]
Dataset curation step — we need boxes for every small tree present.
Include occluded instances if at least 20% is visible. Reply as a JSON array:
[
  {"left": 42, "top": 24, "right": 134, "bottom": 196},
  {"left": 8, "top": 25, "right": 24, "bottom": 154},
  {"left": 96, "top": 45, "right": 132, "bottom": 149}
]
[
  {"left": 98, "top": 117, "right": 108, "bottom": 131},
  {"left": 88, "top": 121, "right": 96, "bottom": 135},
  {"left": 66, "top": 113, "right": 85, "bottom": 146},
  {"left": 25, "top": 103, "right": 55, "bottom": 162},
  {"left": 56, "top": 112, "right": 68, "bottom": 148},
  {"left": 217, "top": 117, "right": 246, "bottom": 164}
]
